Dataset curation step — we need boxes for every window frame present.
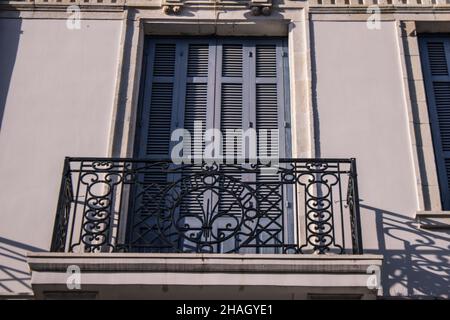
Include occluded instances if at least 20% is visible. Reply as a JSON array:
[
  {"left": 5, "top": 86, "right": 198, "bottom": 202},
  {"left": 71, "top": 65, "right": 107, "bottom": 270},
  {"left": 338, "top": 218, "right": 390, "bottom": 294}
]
[
  {"left": 133, "top": 36, "right": 291, "bottom": 161},
  {"left": 419, "top": 34, "right": 450, "bottom": 210}
]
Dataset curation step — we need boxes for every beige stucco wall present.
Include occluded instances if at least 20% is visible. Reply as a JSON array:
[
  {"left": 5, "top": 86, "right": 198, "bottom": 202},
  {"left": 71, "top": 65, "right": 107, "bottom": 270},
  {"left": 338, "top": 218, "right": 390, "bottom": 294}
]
[
  {"left": 312, "top": 20, "right": 450, "bottom": 297},
  {"left": 0, "top": 17, "right": 122, "bottom": 295}
]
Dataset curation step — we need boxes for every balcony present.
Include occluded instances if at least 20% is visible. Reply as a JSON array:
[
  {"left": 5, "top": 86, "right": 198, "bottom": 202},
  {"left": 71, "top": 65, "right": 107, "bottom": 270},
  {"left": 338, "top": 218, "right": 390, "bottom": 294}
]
[
  {"left": 27, "top": 158, "right": 383, "bottom": 299},
  {"left": 49, "top": 157, "right": 363, "bottom": 254}
]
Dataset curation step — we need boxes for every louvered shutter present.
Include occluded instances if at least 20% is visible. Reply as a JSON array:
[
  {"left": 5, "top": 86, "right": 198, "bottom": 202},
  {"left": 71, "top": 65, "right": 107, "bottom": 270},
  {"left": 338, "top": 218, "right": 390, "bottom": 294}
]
[
  {"left": 214, "top": 39, "right": 290, "bottom": 252},
  {"left": 219, "top": 44, "right": 244, "bottom": 160},
  {"left": 420, "top": 37, "right": 450, "bottom": 209},
  {"left": 133, "top": 40, "right": 218, "bottom": 251},
  {"left": 181, "top": 42, "right": 214, "bottom": 160},
  {"left": 179, "top": 42, "right": 215, "bottom": 236},
  {"left": 255, "top": 44, "right": 282, "bottom": 249},
  {"left": 130, "top": 41, "right": 180, "bottom": 250},
  {"left": 213, "top": 42, "right": 246, "bottom": 252},
  {"left": 137, "top": 41, "right": 215, "bottom": 160},
  {"left": 132, "top": 37, "right": 290, "bottom": 252},
  {"left": 252, "top": 41, "right": 291, "bottom": 251},
  {"left": 138, "top": 43, "right": 177, "bottom": 159}
]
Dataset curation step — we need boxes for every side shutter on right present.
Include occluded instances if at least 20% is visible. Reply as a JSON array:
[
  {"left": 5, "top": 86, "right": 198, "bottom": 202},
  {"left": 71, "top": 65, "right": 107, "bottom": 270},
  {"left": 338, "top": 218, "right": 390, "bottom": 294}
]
[
  {"left": 420, "top": 37, "right": 450, "bottom": 209},
  {"left": 252, "top": 40, "right": 290, "bottom": 250}
]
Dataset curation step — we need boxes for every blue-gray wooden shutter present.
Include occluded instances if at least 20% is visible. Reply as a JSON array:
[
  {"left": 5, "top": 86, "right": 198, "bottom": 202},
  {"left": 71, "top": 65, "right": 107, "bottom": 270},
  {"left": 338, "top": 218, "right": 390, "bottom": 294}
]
[
  {"left": 179, "top": 41, "right": 216, "bottom": 159},
  {"left": 137, "top": 40, "right": 215, "bottom": 160},
  {"left": 255, "top": 42, "right": 283, "bottom": 250},
  {"left": 420, "top": 37, "right": 450, "bottom": 209},
  {"left": 134, "top": 39, "right": 217, "bottom": 251},
  {"left": 178, "top": 41, "right": 216, "bottom": 242},
  {"left": 131, "top": 40, "right": 181, "bottom": 249},
  {"left": 214, "top": 39, "right": 291, "bottom": 252},
  {"left": 252, "top": 40, "right": 291, "bottom": 250},
  {"left": 218, "top": 43, "right": 245, "bottom": 160},
  {"left": 133, "top": 37, "right": 290, "bottom": 252},
  {"left": 212, "top": 41, "right": 247, "bottom": 252},
  {"left": 138, "top": 42, "right": 178, "bottom": 160}
]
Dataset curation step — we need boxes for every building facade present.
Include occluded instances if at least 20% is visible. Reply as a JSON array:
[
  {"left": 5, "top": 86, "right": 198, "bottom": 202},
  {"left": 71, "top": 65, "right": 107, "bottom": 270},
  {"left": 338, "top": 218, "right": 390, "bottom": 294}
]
[{"left": 0, "top": 0, "right": 450, "bottom": 299}]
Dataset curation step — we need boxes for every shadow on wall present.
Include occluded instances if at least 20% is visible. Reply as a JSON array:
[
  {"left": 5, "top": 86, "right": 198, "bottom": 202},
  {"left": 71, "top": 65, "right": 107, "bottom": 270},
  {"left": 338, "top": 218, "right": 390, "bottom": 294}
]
[
  {"left": 0, "top": 236, "right": 44, "bottom": 295},
  {"left": 0, "top": 12, "right": 22, "bottom": 133},
  {"left": 362, "top": 204, "right": 450, "bottom": 298},
  {"left": 0, "top": 12, "right": 29, "bottom": 296}
]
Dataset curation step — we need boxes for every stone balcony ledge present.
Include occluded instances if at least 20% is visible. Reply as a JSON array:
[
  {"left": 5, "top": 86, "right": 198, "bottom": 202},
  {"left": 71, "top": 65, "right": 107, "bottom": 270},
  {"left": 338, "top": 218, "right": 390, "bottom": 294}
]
[
  {"left": 27, "top": 252, "right": 383, "bottom": 299},
  {"left": 28, "top": 252, "right": 383, "bottom": 273}
]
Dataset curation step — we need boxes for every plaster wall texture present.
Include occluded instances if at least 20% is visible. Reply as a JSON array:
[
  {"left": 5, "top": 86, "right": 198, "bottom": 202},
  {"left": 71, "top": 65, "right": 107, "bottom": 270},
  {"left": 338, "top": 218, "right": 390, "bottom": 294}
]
[
  {"left": 311, "top": 20, "right": 450, "bottom": 297},
  {"left": 0, "top": 17, "right": 122, "bottom": 295}
]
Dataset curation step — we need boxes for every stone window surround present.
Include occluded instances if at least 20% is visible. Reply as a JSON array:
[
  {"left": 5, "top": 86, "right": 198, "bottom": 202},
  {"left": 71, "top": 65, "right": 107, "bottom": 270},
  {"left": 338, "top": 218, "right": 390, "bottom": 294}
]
[
  {"left": 103, "top": 7, "right": 314, "bottom": 240},
  {"left": 108, "top": 6, "right": 314, "bottom": 161},
  {"left": 400, "top": 20, "right": 450, "bottom": 228}
]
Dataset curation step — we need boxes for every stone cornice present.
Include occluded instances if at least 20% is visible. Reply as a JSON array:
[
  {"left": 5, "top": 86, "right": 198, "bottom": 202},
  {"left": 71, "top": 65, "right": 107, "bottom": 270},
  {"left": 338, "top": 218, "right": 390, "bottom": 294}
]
[
  {"left": 2, "top": 0, "right": 450, "bottom": 10},
  {"left": 0, "top": 0, "right": 272, "bottom": 11},
  {"left": 308, "top": 0, "right": 450, "bottom": 14},
  {"left": 2, "top": 0, "right": 450, "bottom": 16},
  {"left": 0, "top": 0, "right": 281, "bottom": 15},
  {"left": 0, "top": 0, "right": 126, "bottom": 12}
]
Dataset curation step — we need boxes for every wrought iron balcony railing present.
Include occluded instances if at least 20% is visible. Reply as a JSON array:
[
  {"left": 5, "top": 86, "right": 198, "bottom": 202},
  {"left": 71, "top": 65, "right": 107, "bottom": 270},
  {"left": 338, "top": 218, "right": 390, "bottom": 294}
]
[{"left": 51, "top": 158, "right": 363, "bottom": 255}]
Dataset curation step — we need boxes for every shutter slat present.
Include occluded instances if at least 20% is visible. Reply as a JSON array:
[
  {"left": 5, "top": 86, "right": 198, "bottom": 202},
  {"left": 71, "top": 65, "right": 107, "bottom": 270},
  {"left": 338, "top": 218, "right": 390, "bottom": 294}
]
[
  {"left": 153, "top": 44, "right": 176, "bottom": 77},
  {"left": 221, "top": 83, "right": 243, "bottom": 158},
  {"left": 145, "top": 83, "right": 174, "bottom": 156},
  {"left": 184, "top": 83, "right": 207, "bottom": 156},
  {"left": 433, "top": 82, "right": 450, "bottom": 151},
  {"left": 220, "top": 82, "right": 243, "bottom": 217},
  {"left": 222, "top": 44, "right": 243, "bottom": 77},
  {"left": 256, "top": 73, "right": 281, "bottom": 223},
  {"left": 187, "top": 44, "right": 209, "bottom": 77},
  {"left": 182, "top": 55, "right": 210, "bottom": 219},
  {"left": 445, "top": 159, "right": 450, "bottom": 195},
  {"left": 427, "top": 42, "right": 449, "bottom": 76},
  {"left": 256, "top": 45, "right": 277, "bottom": 78}
]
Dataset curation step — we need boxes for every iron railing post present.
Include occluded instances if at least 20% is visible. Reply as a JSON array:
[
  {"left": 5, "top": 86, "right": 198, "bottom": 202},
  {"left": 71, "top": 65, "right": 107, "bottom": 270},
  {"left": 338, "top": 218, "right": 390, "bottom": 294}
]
[
  {"left": 50, "top": 157, "right": 72, "bottom": 252},
  {"left": 350, "top": 158, "right": 364, "bottom": 254}
]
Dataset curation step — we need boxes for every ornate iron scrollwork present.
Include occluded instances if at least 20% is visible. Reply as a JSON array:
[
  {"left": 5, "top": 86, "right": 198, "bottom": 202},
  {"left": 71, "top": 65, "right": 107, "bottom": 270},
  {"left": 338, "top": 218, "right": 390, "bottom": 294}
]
[{"left": 51, "top": 158, "right": 363, "bottom": 255}]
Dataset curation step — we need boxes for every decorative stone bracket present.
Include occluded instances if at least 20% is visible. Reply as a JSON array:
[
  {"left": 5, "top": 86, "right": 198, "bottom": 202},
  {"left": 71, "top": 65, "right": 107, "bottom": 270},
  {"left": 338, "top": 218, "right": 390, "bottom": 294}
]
[
  {"left": 160, "top": 0, "right": 273, "bottom": 16},
  {"left": 250, "top": 0, "right": 272, "bottom": 16},
  {"left": 162, "top": 0, "right": 182, "bottom": 15}
]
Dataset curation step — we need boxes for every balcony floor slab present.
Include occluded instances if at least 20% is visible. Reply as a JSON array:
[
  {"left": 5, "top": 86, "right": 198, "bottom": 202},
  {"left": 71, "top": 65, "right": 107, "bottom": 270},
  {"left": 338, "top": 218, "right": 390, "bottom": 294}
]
[{"left": 27, "top": 253, "right": 383, "bottom": 299}]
